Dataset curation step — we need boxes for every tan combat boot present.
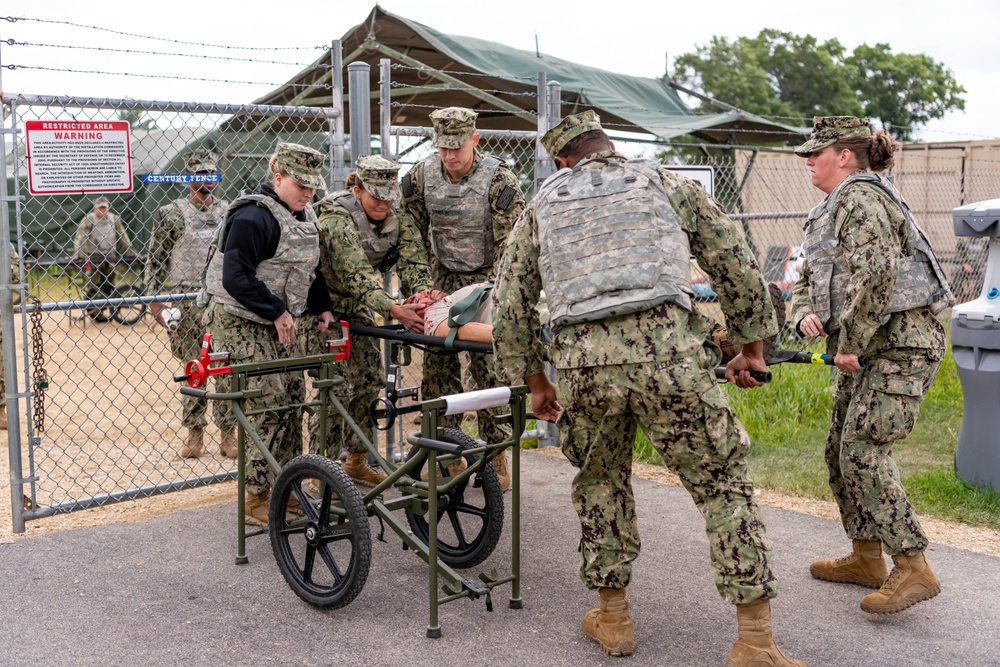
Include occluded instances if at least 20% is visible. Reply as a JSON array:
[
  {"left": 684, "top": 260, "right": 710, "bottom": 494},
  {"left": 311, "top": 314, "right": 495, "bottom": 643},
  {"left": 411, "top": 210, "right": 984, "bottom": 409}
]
[
  {"left": 725, "top": 599, "right": 806, "bottom": 667},
  {"left": 245, "top": 490, "right": 270, "bottom": 526},
  {"left": 220, "top": 428, "right": 238, "bottom": 459},
  {"left": 582, "top": 587, "right": 634, "bottom": 657},
  {"left": 860, "top": 552, "right": 940, "bottom": 614},
  {"left": 342, "top": 451, "right": 387, "bottom": 488},
  {"left": 491, "top": 451, "right": 511, "bottom": 493},
  {"left": 809, "top": 539, "right": 888, "bottom": 589},
  {"left": 0, "top": 405, "right": 7, "bottom": 430},
  {"left": 180, "top": 427, "right": 204, "bottom": 458}
]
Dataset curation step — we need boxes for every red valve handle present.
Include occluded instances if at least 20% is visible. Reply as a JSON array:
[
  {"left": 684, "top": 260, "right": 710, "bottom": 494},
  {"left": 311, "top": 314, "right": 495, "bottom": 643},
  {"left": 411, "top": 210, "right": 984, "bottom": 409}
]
[
  {"left": 185, "top": 333, "right": 231, "bottom": 388},
  {"left": 326, "top": 320, "right": 351, "bottom": 361}
]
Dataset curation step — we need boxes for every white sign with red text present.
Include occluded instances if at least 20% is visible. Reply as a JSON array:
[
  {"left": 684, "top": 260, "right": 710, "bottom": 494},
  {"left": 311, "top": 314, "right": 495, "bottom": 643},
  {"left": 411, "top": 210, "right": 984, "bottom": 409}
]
[{"left": 25, "top": 120, "right": 133, "bottom": 195}]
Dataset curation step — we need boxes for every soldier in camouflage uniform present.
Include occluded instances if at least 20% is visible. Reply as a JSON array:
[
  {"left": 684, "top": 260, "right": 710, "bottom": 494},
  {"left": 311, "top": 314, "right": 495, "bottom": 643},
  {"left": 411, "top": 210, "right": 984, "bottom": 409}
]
[
  {"left": 201, "top": 143, "right": 333, "bottom": 526},
  {"left": 397, "top": 107, "right": 526, "bottom": 491},
  {"left": 72, "top": 196, "right": 138, "bottom": 319},
  {"left": 306, "top": 156, "right": 425, "bottom": 487},
  {"left": 493, "top": 111, "right": 804, "bottom": 666},
  {"left": 791, "top": 116, "right": 954, "bottom": 615},
  {"left": 146, "top": 150, "right": 234, "bottom": 459},
  {"left": 0, "top": 243, "right": 20, "bottom": 429}
]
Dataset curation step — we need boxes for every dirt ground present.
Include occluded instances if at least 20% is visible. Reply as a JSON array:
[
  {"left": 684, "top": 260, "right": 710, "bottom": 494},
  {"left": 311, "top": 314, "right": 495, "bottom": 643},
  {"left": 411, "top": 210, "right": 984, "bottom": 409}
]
[{"left": 1, "top": 311, "right": 998, "bottom": 558}]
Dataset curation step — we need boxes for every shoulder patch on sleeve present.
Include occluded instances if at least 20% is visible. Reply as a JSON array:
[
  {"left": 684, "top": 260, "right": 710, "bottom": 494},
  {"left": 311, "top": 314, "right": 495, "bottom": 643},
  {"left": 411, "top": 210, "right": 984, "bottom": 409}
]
[
  {"left": 401, "top": 173, "right": 414, "bottom": 199},
  {"left": 496, "top": 185, "right": 517, "bottom": 211}
]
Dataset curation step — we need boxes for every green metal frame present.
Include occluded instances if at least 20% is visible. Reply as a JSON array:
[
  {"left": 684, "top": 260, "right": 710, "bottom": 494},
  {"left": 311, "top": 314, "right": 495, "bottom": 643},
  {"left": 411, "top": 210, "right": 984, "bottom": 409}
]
[{"left": 181, "top": 348, "right": 528, "bottom": 637}]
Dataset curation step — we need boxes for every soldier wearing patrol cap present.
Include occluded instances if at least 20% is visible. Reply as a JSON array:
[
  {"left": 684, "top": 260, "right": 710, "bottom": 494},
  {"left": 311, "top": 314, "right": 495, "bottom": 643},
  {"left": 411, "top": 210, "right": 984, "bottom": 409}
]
[
  {"left": 146, "top": 149, "right": 234, "bottom": 459},
  {"left": 305, "top": 156, "right": 427, "bottom": 488},
  {"left": 791, "top": 117, "right": 953, "bottom": 616},
  {"left": 492, "top": 110, "right": 804, "bottom": 665},
  {"left": 396, "top": 107, "right": 526, "bottom": 491},
  {"left": 72, "top": 195, "right": 138, "bottom": 319},
  {"left": 202, "top": 142, "right": 335, "bottom": 526}
]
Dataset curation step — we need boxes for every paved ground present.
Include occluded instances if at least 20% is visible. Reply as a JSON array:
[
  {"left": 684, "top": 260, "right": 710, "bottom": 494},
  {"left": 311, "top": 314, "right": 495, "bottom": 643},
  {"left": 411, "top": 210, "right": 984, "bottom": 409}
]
[{"left": 1, "top": 450, "right": 997, "bottom": 667}]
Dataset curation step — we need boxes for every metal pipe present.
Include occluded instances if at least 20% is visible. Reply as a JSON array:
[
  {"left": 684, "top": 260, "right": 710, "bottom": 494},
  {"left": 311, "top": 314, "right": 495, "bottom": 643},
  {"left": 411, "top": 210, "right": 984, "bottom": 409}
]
[{"left": 348, "top": 62, "right": 372, "bottom": 164}]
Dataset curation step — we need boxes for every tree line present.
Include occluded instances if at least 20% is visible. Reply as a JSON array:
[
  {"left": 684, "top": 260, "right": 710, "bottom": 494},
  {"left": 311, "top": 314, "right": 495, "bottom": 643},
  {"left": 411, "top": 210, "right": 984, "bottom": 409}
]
[{"left": 671, "top": 29, "right": 966, "bottom": 141}]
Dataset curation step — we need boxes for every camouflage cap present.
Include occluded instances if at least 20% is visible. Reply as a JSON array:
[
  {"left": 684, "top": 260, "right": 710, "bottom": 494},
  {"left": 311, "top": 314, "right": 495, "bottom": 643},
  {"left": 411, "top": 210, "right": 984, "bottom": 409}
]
[
  {"left": 92, "top": 196, "right": 110, "bottom": 208},
  {"left": 794, "top": 116, "right": 872, "bottom": 157},
  {"left": 541, "top": 110, "right": 603, "bottom": 158},
  {"left": 274, "top": 142, "right": 327, "bottom": 190},
  {"left": 430, "top": 107, "right": 478, "bottom": 149},
  {"left": 183, "top": 150, "right": 219, "bottom": 173},
  {"left": 355, "top": 155, "right": 401, "bottom": 201}
]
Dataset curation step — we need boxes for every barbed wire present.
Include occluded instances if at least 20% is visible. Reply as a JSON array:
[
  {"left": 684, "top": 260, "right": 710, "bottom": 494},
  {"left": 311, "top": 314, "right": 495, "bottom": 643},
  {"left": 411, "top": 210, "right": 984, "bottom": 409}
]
[
  {"left": 1, "top": 16, "right": 325, "bottom": 51},
  {"left": 5, "top": 40, "right": 325, "bottom": 68},
  {"left": 5, "top": 65, "right": 332, "bottom": 90}
]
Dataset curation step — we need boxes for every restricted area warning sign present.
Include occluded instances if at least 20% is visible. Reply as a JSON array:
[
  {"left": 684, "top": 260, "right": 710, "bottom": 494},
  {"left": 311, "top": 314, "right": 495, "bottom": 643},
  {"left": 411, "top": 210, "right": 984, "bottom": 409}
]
[{"left": 25, "top": 120, "right": 133, "bottom": 195}]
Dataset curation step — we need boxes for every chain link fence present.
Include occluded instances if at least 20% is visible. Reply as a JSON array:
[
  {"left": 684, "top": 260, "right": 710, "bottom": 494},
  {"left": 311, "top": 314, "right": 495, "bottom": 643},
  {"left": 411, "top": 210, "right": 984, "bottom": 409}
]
[{"left": 2, "top": 94, "right": 338, "bottom": 529}]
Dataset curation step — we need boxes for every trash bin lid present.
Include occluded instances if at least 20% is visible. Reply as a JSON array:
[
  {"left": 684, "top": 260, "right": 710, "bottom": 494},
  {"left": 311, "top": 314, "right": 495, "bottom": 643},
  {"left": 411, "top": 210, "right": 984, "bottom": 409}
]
[{"left": 954, "top": 199, "right": 1000, "bottom": 237}]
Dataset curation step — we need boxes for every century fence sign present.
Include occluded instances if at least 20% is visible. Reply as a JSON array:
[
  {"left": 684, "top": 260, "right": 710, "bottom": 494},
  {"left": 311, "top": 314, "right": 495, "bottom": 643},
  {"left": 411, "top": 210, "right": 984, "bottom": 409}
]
[
  {"left": 24, "top": 120, "right": 133, "bottom": 195},
  {"left": 140, "top": 173, "right": 223, "bottom": 183}
]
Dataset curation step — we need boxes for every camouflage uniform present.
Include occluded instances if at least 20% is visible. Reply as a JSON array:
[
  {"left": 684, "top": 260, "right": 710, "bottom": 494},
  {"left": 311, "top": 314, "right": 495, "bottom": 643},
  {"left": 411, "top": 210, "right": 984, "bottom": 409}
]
[
  {"left": 493, "top": 119, "right": 779, "bottom": 602},
  {"left": 306, "top": 156, "right": 426, "bottom": 457},
  {"left": 790, "top": 158, "right": 948, "bottom": 557},
  {"left": 72, "top": 196, "right": 136, "bottom": 302},
  {"left": 202, "top": 143, "right": 327, "bottom": 495},
  {"left": 397, "top": 108, "right": 525, "bottom": 443},
  {"left": 146, "top": 151, "right": 231, "bottom": 430}
]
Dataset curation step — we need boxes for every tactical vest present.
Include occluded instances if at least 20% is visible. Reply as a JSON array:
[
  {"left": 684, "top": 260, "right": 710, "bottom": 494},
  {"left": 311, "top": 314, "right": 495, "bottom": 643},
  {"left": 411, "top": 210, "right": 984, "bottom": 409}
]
[
  {"left": 204, "top": 193, "right": 319, "bottom": 325},
  {"left": 536, "top": 157, "right": 693, "bottom": 330},
  {"left": 168, "top": 197, "right": 229, "bottom": 288},
  {"left": 424, "top": 154, "right": 500, "bottom": 273},
  {"left": 803, "top": 172, "right": 954, "bottom": 333},
  {"left": 81, "top": 212, "right": 118, "bottom": 256},
  {"left": 326, "top": 190, "right": 398, "bottom": 272}
]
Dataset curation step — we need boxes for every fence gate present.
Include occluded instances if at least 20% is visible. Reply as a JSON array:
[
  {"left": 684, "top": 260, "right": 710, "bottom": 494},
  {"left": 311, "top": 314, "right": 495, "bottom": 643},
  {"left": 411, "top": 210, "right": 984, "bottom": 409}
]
[{"left": 2, "top": 93, "right": 340, "bottom": 532}]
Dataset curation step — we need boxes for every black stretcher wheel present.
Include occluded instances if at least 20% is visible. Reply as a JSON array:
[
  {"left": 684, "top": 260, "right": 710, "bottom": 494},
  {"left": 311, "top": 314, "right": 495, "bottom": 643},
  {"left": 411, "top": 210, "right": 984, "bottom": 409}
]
[
  {"left": 269, "top": 454, "right": 371, "bottom": 609},
  {"left": 404, "top": 428, "right": 504, "bottom": 569}
]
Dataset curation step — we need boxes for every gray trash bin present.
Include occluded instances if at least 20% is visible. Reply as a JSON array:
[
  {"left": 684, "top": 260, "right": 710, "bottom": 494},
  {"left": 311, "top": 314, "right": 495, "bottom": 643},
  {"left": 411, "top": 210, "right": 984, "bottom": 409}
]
[{"left": 951, "top": 198, "right": 1000, "bottom": 492}]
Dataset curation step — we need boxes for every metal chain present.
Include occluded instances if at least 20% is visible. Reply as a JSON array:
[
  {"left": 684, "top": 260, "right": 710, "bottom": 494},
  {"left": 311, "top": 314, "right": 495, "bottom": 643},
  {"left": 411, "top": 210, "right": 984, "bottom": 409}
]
[{"left": 30, "top": 298, "right": 47, "bottom": 432}]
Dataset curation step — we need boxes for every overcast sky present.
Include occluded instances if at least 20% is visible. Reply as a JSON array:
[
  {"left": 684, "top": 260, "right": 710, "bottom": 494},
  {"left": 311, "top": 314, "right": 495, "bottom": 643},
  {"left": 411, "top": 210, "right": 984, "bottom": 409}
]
[{"left": 1, "top": 0, "right": 996, "bottom": 142}]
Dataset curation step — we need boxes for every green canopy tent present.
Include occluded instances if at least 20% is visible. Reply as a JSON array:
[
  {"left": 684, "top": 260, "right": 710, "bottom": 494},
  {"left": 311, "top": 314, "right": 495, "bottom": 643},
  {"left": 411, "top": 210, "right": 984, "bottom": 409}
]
[{"left": 250, "top": 5, "right": 807, "bottom": 145}]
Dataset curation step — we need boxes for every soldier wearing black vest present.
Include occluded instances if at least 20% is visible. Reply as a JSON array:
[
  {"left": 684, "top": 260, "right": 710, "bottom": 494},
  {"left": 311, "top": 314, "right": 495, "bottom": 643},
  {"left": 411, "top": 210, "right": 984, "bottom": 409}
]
[{"left": 201, "top": 142, "right": 333, "bottom": 526}]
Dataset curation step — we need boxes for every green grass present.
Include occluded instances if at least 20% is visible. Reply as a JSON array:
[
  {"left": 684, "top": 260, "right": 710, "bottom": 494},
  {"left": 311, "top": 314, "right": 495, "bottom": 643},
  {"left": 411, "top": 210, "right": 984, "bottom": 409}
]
[
  {"left": 715, "top": 336, "right": 1000, "bottom": 530},
  {"left": 631, "top": 329, "right": 1000, "bottom": 530}
]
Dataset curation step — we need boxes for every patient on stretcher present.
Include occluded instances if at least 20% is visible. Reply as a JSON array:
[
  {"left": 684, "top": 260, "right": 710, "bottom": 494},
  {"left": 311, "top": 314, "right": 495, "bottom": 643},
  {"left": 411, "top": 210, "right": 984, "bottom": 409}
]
[{"left": 406, "top": 282, "right": 494, "bottom": 343}]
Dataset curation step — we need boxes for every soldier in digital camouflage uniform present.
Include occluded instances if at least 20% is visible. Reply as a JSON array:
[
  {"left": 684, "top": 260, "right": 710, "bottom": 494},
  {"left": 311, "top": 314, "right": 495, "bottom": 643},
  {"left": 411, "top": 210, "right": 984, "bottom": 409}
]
[
  {"left": 72, "top": 196, "right": 138, "bottom": 319},
  {"left": 791, "top": 116, "right": 954, "bottom": 616},
  {"left": 306, "top": 156, "right": 426, "bottom": 487},
  {"left": 201, "top": 142, "right": 333, "bottom": 526},
  {"left": 146, "top": 150, "right": 234, "bottom": 459},
  {"left": 0, "top": 243, "right": 20, "bottom": 429},
  {"left": 396, "top": 107, "right": 526, "bottom": 491},
  {"left": 492, "top": 111, "right": 804, "bottom": 665}
]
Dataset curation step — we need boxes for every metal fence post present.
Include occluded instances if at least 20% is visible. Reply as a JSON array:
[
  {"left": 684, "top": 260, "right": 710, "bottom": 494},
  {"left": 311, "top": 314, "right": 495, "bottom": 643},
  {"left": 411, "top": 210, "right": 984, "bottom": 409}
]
[
  {"left": 331, "top": 40, "right": 350, "bottom": 188},
  {"left": 348, "top": 62, "right": 372, "bottom": 164},
  {"left": 379, "top": 59, "right": 395, "bottom": 160},
  {"left": 0, "top": 96, "right": 25, "bottom": 532}
]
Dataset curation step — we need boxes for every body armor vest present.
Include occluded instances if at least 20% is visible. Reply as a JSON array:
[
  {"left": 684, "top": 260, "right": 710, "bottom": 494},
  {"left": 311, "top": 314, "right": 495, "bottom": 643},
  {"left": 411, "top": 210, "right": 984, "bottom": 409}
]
[
  {"left": 204, "top": 193, "right": 319, "bottom": 325},
  {"left": 536, "top": 157, "right": 693, "bottom": 330},
  {"left": 168, "top": 197, "right": 229, "bottom": 288},
  {"left": 803, "top": 172, "right": 954, "bottom": 333},
  {"left": 81, "top": 213, "right": 117, "bottom": 255},
  {"left": 327, "top": 191, "right": 398, "bottom": 272},
  {"left": 424, "top": 154, "right": 500, "bottom": 273}
]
